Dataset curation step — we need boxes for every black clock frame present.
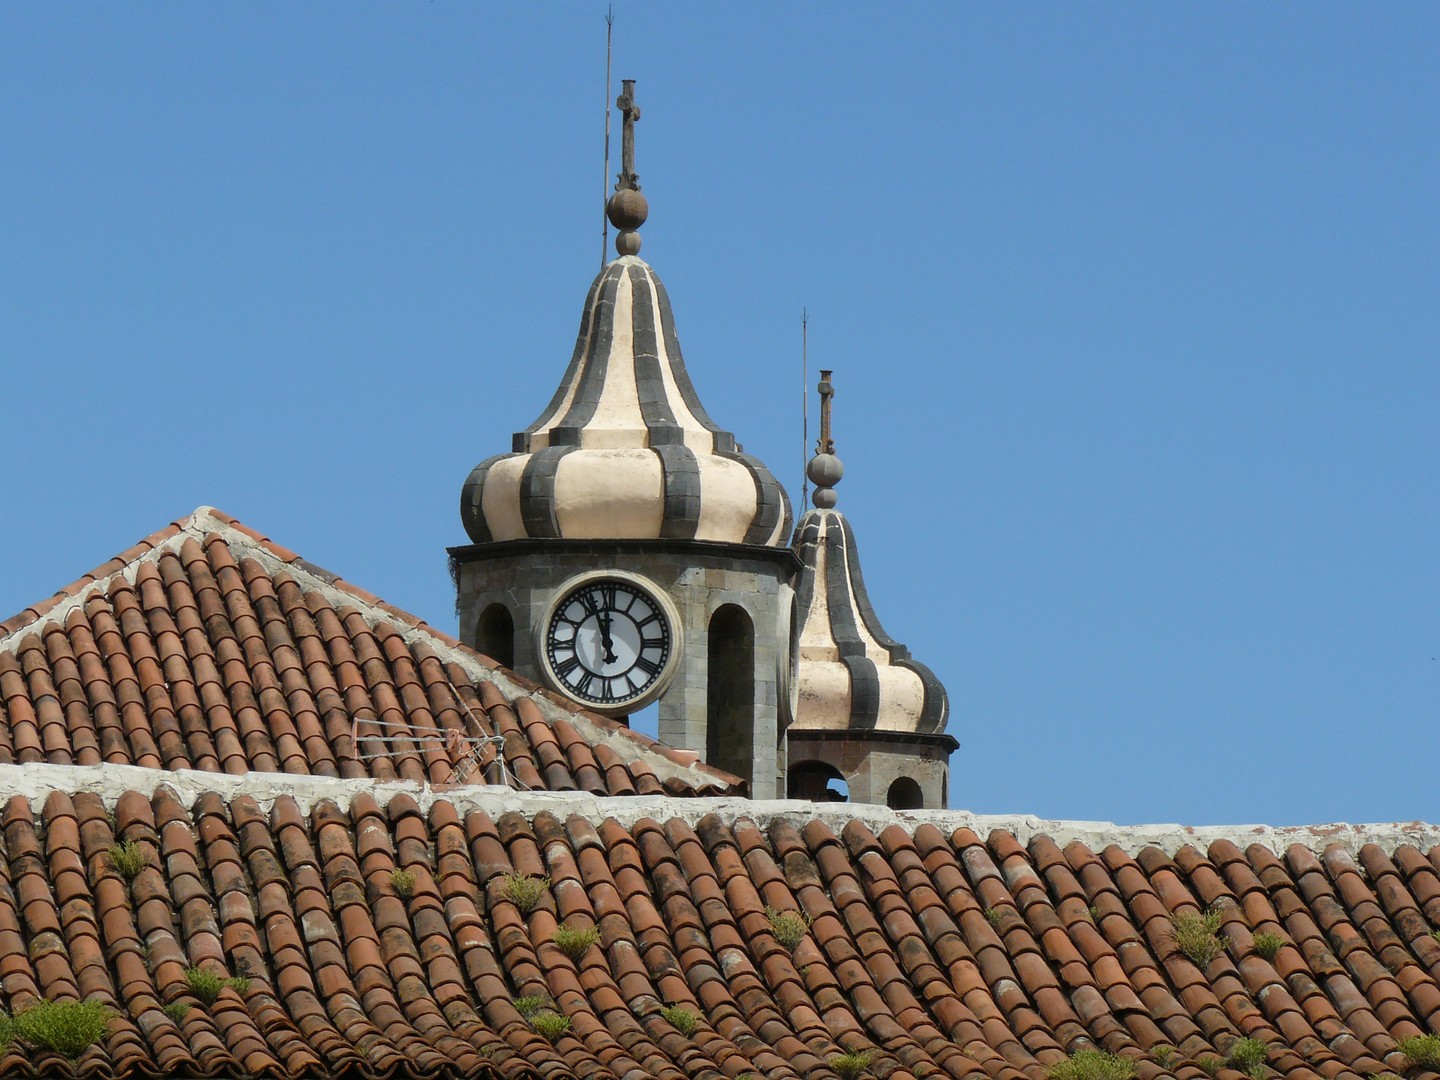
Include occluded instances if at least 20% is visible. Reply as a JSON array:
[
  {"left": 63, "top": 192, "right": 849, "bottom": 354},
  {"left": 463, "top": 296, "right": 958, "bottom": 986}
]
[{"left": 535, "top": 571, "right": 683, "bottom": 716}]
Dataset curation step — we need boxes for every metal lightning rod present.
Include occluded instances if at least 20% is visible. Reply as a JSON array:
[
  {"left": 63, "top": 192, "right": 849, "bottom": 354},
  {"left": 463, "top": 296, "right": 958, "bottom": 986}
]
[
  {"left": 802, "top": 308, "right": 809, "bottom": 508},
  {"left": 601, "top": 6, "right": 614, "bottom": 267}
]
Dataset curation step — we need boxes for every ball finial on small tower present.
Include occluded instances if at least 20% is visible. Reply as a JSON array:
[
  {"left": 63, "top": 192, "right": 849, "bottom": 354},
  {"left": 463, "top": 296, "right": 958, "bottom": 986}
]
[
  {"left": 807, "top": 369, "right": 844, "bottom": 508},
  {"left": 606, "top": 79, "right": 647, "bottom": 256}
]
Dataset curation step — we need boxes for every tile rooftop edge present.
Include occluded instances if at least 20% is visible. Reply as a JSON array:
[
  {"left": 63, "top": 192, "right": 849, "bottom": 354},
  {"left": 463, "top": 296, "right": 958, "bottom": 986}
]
[
  {"left": 1, "top": 761, "right": 1433, "bottom": 857},
  {"left": 0, "top": 505, "right": 741, "bottom": 792}
]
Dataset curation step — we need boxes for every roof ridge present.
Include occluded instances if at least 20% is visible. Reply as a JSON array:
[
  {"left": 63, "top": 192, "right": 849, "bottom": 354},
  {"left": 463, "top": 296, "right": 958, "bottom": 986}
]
[
  {"left": 1, "top": 760, "right": 1434, "bottom": 858},
  {"left": 0, "top": 505, "right": 740, "bottom": 791}
]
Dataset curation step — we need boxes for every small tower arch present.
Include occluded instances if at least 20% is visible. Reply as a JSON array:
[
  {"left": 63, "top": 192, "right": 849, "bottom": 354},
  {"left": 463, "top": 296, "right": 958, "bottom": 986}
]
[
  {"left": 706, "top": 604, "right": 755, "bottom": 782},
  {"left": 475, "top": 603, "right": 515, "bottom": 669}
]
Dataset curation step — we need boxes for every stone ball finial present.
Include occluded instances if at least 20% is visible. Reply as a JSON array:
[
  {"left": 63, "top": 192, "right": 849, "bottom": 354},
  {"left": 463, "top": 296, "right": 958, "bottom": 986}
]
[
  {"left": 615, "top": 229, "right": 642, "bottom": 256},
  {"left": 807, "top": 452, "right": 844, "bottom": 507},
  {"left": 607, "top": 188, "right": 648, "bottom": 231}
]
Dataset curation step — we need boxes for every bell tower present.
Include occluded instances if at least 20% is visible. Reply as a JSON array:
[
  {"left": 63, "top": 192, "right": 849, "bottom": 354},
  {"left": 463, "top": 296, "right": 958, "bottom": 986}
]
[
  {"left": 451, "top": 82, "right": 796, "bottom": 797},
  {"left": 787, "top": 371, "right": 954, "bottom": 808}
]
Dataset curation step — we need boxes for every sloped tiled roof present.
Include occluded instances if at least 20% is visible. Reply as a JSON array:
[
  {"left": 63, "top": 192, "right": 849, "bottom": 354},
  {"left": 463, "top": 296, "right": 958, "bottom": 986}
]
[
  {"left": 0, "top": 780, "right": 1437, "bottom": 1080},
  {"left": 0, "top": 508, "right": 740, "bottom": 797}
]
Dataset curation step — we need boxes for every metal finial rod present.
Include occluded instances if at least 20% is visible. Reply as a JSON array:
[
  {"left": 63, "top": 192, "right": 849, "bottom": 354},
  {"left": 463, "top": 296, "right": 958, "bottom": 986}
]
[
  {"left": 802, "top": 309, "right": 809, "bottom": 507},
  {"left": 601, "top": 6, "right": 614, "bottom": 268}
]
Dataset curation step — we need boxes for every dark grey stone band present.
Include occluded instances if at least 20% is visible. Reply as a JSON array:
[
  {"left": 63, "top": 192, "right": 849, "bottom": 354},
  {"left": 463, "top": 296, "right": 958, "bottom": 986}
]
[
  {"left": 519, "top": 446, "right": 575, "bottom": 538},
  {"left": 653, "top": 444, "right": 701, "bottom": 540},
  {"left": 842, "top": 654, "right": 881, "bottom": 730},
  {"left": 627, "top": 264, "right": 685, "bottom": 447},
  {"left": 823, "top": 522, "right": 867, "bottom": 663}
]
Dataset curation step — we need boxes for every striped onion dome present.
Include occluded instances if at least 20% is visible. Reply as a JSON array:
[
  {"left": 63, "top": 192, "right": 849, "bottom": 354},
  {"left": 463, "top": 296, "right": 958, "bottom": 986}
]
[
  {"left": 461, "top": 255, "right": 792, "bottom": 546},
  {"left": 791, "top": 383, "right": 948, "bottom": 735}
]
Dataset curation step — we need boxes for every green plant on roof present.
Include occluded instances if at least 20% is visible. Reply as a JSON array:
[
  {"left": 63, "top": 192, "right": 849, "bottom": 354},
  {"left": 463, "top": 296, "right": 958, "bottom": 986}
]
[
  {"left": 390, "top": 867, "right": 416, "bottom": 899},
  {"left": 984, "top": 907, "right": 1003, "bottom": 926},
  {"left": 107, "top": 840, "right": 147, "bottom": 882},
  {"left": 1169, "top": 908, "right": 1227, "bottom": 968},
  {"left": 0, "top": 1012, "right": 11, "bottom": 1053},
  {"left": 1195, "top": 1056, "right": 1222, "bottom": 1077},
  {"left": 1150, "top": 1045, "right": 1175, "bottom": 1068},
  {"left": 502, "top": 872, "right": 550, "bottom": 914},
  {"left": 530, "top": 1010, "right": 571, "bottom": 1043},
  {"left": 14, "top": 1000, "right": 113, "bottom": 1060},
  {"left": 551, "top": 924, "right": 601, "bottom": 961},
  {"left": 1087, "top": 905, "right": 1101, "bottom": 922},
  {"left": 765, "top": 907, "right": 811, "bottom": 952},
  {"left": 1399, "top": 1035, "right": 1440, "bottom": 1070},
  {"left": 513, "top": 995, "right": 548, "bottom": 1019},
  {"left": 1430, "top": 930, "right": 1440, "bottom": 945},
  {"left": 659, "top": 1004, "right": 699, "bottom": 1036},
  {"left": 161, "top": 1002, "right": 190, "bottom": 1023},
  {"left": 829, "top": 1050, "right": 875, "bottom": 1080},
  {"left": 1046, "top": 1048, "right": 1137, "bottom": 1080},
  {"left": 183, "top": 967, "right": 249, "bottom": 1006},
  {"left": 1251, "top": 932, "right": 1284, "bottom": 961},
  {"left": 1226, "top": 1037, "right": 1268, "bottom": 1079}
]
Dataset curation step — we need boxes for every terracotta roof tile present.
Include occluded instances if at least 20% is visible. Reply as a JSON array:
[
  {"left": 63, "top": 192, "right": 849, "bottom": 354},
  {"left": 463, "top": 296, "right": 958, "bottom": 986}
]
[{"left": 0, "top": 508, "right": 741, "bottom": 799}]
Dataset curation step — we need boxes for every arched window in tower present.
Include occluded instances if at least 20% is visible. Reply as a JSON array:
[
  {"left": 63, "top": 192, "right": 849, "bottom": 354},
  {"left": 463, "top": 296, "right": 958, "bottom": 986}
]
[
  {"left": 886, "top": 776, "right": 923, "bottom": 811},
  {"left": 706, "top": 604, "right": 754, "bottom": 781},
  {"left": 475, "top": 603, "right": 515, "bottom": 670},
  {"left": 788, "top": 761, "right": 849, "bottom": 802}
]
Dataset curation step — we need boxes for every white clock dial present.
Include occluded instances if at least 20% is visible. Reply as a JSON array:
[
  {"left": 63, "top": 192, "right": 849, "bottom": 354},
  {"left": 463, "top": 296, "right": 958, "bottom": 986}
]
[{"left": 540, "top": 574, "right": 679, "bottom": 712}]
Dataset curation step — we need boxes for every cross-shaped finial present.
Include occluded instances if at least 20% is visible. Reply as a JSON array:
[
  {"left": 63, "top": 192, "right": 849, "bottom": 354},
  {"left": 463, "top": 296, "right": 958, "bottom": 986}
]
[
  {"left": 606, "top": 79, "right": 649, "bottom": 256},
  {"left": 816, "top": 369, "right": 836, "bottom": 455},
  {"left": 615, "top": 79, "right": 641, "bottom": 192}
]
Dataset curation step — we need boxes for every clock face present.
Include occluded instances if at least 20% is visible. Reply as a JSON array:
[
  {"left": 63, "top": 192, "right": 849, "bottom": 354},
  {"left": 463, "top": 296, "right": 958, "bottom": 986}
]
[{"left": 543, "top": 576, "right": 674, "bottom": 709}]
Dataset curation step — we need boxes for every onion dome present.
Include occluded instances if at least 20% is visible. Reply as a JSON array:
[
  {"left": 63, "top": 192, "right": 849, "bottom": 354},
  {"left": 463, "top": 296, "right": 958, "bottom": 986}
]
[
  {"left": 460, "top": 81, "right": 790, "bottom": 548},
  {"left": 791, "top": 372, "right": 948, "bottom": 734}
]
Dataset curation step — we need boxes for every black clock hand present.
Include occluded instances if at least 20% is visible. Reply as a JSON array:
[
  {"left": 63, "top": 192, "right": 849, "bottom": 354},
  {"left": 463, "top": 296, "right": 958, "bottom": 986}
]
[{"left": 599, "top": 609, "right": 618, "bottom": 665}]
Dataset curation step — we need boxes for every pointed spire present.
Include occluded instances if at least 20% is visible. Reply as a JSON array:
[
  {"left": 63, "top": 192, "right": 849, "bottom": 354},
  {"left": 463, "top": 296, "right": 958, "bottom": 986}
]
[
  {"left": 605, "top": 79, "right": 648, "bottom": 257},
  {"left": 805, "top": 369, "right": 844, "bottom": 508}
]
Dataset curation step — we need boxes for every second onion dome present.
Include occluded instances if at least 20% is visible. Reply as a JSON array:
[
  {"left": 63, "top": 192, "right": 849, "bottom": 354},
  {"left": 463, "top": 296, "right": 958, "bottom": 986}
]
[{"left": 791, "top": 371, "right": 949, "bottom": 734}]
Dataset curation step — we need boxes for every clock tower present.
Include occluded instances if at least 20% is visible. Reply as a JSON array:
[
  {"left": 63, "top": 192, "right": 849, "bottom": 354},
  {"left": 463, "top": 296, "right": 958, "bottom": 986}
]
[{"left": 451, "top": 82, "right": 796, "bottom": 797}]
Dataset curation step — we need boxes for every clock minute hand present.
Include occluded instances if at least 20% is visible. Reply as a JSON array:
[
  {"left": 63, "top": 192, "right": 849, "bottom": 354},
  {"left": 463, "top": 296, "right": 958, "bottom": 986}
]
[{"left": 599, "top": 609, "right": 618, "bottom": 666}]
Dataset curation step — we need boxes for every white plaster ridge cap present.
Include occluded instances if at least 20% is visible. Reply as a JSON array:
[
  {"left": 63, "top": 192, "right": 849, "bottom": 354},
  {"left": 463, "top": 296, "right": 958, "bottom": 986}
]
[
  {"left": 0, "top": 506, "right": 726, "bottom": 791},
  {"left": 0, "top": 762, "right": 1434, "bottom": 858}
]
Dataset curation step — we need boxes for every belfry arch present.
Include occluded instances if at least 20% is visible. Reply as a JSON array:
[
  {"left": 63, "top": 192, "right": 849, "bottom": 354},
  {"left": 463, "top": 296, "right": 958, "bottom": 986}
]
[{"left": 706, "top": 604, "right": 754, "bottom": 783}]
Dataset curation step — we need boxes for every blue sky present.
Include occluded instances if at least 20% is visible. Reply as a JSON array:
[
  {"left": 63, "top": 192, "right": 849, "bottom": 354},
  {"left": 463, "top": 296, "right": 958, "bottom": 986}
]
[{"left": 3, "top": 5, "right": 1436, "bottom": 827}]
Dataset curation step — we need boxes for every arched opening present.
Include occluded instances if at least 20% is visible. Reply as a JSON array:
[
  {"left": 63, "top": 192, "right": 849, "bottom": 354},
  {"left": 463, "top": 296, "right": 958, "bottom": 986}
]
[
  {"left": 706, "top": 605, "right": 754, "bottom": 780},
  {"left": 476, "top": 603, "right": 514, "bottom": 669},
  {"left": 788, "top": 761, "right": 849, "bottom": 803},
  {"left": 886, "top": 776, "right": 923, "bottom": 811}
]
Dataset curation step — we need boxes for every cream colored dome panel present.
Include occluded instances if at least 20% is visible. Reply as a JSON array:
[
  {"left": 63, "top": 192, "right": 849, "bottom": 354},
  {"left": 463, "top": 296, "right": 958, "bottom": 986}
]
[
  {"left": 472, "top": 455, "right": 525, "bottom": 543},
  {"left": 553, "top": 449, "right": 665, "bottom": 539},
  {"left": 694, "top": 456, "right": 759, "bottom": 542}
]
